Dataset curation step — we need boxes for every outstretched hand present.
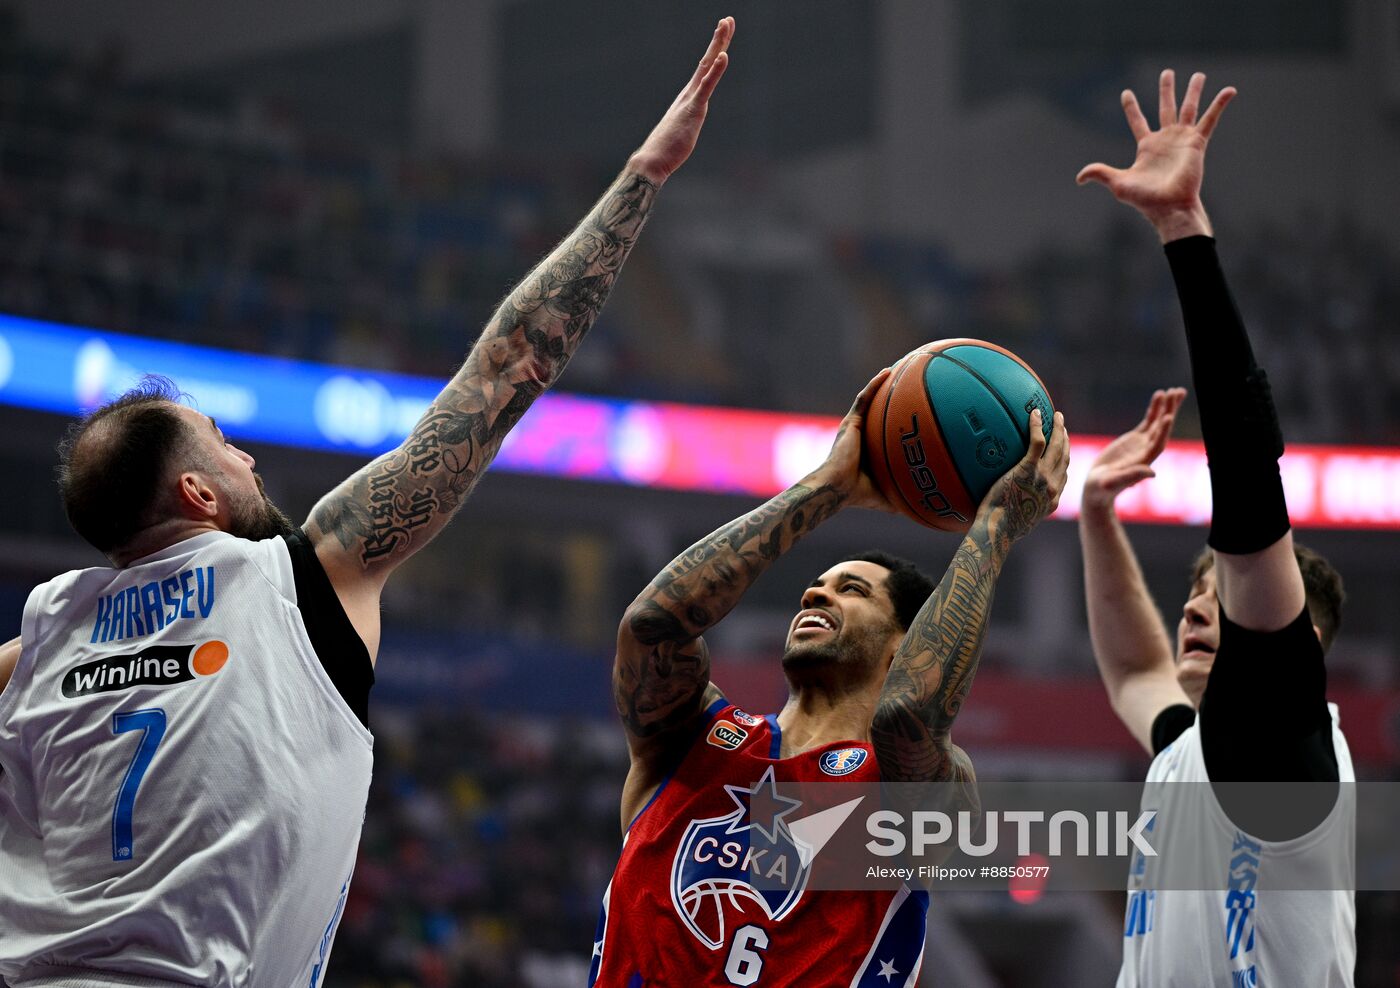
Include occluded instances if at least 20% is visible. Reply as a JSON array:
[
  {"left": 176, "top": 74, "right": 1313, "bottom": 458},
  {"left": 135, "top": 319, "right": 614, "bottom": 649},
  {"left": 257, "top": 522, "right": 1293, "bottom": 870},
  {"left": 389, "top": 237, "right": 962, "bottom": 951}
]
[
  {"left": 980, "top": 409, "right": 1070, "bottom": 548},
  {"left": 628, "top": 17, "right": 734, "bottom": 185},
  {"left": 1077, "top": 70, "right": 1235, "bottom": 242},
  {"left": 810, "top": 367, "right": 900, "bottom": 513},
  {"left": 1083, "top": 388, "right": 1186, "bottom": 513}
]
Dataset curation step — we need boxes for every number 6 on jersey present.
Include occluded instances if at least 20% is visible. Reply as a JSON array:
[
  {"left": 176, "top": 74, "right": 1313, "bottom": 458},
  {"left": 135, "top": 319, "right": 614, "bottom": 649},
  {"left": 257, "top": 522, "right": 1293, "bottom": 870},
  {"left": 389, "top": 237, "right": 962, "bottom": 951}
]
[
  {"left": 725, "top": 925, "right": 769, "bottom": 986},
  {"left": 111, "top": 708, "right": 167, "bottom": 862}
]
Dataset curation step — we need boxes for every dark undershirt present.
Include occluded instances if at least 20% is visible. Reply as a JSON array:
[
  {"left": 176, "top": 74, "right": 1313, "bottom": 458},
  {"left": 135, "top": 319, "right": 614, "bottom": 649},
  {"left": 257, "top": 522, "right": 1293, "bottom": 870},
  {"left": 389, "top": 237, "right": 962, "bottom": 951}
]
[
  {"left": 281, "top": 530, "right": 373, "bottom": 728},
  {"left": 1150, "top": 606, "right": 1338, "bottom": 840}
]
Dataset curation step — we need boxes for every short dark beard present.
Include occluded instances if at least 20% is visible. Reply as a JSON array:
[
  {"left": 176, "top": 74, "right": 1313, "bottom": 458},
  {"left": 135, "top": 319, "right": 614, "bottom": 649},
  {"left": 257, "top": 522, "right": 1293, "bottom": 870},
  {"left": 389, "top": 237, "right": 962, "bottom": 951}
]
[
  {"left": 780, "top": 622, "right": 897, "bottom": 684},
  {"left": 781, "top": 638, "right": 847, "bottom": 672},
  {"left": 228, "top": 474, "right": 297, "bottom": 542}
]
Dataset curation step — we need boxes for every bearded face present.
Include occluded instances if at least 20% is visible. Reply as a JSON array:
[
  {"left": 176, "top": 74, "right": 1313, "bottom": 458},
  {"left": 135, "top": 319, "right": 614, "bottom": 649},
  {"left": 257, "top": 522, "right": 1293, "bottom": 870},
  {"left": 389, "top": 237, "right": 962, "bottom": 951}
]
[
  {"left": 781, "top": 620, "right": 897, "bottom": 675},
  {"left": 780, "top": 561, "right": 905, "bottom": 687},
  {"left": 224, "top": 471, "right": 297, "bottom": 542}
]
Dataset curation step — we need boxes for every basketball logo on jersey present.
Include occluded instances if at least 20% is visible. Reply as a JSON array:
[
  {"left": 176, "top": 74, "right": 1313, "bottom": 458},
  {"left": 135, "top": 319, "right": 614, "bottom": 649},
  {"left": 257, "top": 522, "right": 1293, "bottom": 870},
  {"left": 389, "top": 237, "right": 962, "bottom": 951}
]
[
  {"left": 61, "top": 640, "right": 231, "bottom": 698},
  {"left": 671, "top": 766, "right": 811, "bottom": 949},
  {"left": 819, "top": 747, "right": 868, "bottom": 777},
  {"left": 732, "top": 709, "right": 762, "bottom": 728},
  {"left": 706, "top": 722, "right": 748, "bottom": 750}
]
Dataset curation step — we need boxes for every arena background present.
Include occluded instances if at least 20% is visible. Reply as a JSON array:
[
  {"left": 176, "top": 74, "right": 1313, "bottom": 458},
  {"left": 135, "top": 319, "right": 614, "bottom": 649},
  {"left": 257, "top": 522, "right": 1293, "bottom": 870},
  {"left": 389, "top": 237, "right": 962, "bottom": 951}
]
[{"left": 1, "top": 0, "right": 1398, "bottom": 984}]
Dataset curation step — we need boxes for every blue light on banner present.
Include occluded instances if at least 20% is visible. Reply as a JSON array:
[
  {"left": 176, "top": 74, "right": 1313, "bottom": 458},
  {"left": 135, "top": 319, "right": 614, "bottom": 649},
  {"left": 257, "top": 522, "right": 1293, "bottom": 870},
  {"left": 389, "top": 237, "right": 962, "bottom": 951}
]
[
  {"left": 7, "top": 313, "right": 1400, "bottom": 531},
  {"left": 0, "top": 313, "right": 446, "bottom": 454}
]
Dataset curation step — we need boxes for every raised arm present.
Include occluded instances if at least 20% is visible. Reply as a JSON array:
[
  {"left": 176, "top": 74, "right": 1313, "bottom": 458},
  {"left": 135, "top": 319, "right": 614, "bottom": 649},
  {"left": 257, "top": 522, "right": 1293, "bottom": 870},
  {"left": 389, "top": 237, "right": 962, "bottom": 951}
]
[
  {"left": 1079, "top": 389, "right": 1193, "bottom": 752},
  {"left": 872, "top": 410, "right": 1069, "bottom": 787},
  {"left": 305, "top": 19, "right": 736, "bottom": 648},
  {"left": 614, "top": 372, "right": 892, "bottom": 810},
  {"left": 1078, "top": 71, "right": 1303, "bottom": 636},
  {"left": 1080, "top": 74, "right": 1337, "bottom": 805}
]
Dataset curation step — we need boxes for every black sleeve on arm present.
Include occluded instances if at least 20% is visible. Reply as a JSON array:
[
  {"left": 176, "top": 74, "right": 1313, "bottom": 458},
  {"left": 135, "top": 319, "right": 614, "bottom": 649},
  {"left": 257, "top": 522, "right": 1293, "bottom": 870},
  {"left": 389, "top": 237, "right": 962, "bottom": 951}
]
[
  {"left": 1151, "top": 704, "right": 1197, "bottom": 755},
  {"left": 282, "top": 529, "right": 374, "bottom": 728},
  {"left": 1198, "top": 605, "right": 1338, "bottom": 839},
  {"left": 1164, "top": 236, "right": 1291, "bottom": 556}
]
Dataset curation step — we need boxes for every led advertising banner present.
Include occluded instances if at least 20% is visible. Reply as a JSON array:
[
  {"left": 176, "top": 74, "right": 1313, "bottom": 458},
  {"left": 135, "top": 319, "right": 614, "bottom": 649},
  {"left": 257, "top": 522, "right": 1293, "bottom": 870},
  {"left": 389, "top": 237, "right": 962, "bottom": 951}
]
[{"left": 2, "top": 313, "right": 1398, "bottom": 528}]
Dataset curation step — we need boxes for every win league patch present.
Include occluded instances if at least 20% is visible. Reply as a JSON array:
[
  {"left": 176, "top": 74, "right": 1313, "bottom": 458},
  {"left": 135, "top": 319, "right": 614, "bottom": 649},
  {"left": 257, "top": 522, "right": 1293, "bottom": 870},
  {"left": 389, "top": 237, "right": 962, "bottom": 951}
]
[{"left": 707, "top": 722, "right": 749, "bottom": 750}]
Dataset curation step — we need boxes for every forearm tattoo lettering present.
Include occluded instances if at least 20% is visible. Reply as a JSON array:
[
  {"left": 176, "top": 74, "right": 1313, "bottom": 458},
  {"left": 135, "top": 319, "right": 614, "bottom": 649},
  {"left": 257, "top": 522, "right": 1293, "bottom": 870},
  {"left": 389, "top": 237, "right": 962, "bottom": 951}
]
[
  {"left": 872, "top": 520, "right": 997, "bottom": 786},
  {"left": 873, "top": 454, "right": 1057, "bottom": 785},
  {"left": 311, "top": 172, "right": 658, "bottom": 567},
  {"left": 615, "top": 483, "right": 846, "bottom": 739}
]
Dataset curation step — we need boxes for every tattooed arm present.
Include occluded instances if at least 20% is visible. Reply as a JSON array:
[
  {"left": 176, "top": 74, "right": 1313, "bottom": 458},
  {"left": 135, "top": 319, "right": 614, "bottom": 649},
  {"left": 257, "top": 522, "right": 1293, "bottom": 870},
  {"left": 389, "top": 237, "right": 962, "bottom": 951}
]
[
  {"left": 872, "top": 410, "right": 1069, "bottom": 795},
  {"left": 615, "top": 371, "right": 893, "bottom": 825},
  {"left": 304, "top": 19, "right": 735, "bottom": 659}
]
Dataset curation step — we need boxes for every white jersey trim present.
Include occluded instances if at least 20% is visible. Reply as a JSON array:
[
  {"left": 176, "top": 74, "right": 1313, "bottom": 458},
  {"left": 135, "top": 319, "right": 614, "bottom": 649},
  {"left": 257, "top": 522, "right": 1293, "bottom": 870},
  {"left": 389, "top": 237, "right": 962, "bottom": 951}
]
[{"left": 252, "top": 535, "right": 374, "bottom": 747}]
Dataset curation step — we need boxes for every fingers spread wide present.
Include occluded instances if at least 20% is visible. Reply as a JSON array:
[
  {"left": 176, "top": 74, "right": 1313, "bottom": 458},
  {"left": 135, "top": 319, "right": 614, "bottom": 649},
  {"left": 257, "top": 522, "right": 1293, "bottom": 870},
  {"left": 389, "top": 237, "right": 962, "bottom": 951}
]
[
  {"left": 1076, "top": 163, "right": 1119, "bottom": 187},
  {"left": 1179, "top": 72, "right": 1206, "bottom": 125},
  {"left": 1198, "top": 86, "right": 1236, "bottom": 139},
  {"left": 1121, "top": 89, "right": 1150, "bottom": 141},
  {"left": 1158, "top": 68, "right": 1177, "bottom": 127}
]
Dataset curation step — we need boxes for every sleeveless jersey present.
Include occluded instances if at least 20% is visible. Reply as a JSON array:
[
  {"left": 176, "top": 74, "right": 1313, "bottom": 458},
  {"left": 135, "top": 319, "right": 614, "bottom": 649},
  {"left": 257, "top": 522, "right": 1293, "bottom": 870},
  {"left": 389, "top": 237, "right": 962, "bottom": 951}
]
[
  {"left": 0, "top": 531, "right": 374, "bottom": 987},
  {"left": 591, "top": 700, "right": 927, "bottom": 988},
  {"left": 1118, "top": 704, "right": 1355, "bottom": 987}
]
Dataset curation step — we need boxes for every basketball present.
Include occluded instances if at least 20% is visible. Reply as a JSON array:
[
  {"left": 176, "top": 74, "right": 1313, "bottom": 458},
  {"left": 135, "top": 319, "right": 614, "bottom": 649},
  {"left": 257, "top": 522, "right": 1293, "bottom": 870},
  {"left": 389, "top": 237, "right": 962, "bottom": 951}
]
[{"left": 863, "top": 339, "right": 1054, "bottom": 531}]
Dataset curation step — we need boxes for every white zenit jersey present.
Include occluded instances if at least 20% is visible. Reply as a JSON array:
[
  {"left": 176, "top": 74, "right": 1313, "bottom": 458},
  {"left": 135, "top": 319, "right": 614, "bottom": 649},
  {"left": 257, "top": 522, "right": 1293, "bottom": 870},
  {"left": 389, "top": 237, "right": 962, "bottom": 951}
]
[
  {"left": 1118, "top": 705, "right": 1355, "bottom": 988},
  {"left": 0, "top": 531, "right": 374, "bottom": 988}
]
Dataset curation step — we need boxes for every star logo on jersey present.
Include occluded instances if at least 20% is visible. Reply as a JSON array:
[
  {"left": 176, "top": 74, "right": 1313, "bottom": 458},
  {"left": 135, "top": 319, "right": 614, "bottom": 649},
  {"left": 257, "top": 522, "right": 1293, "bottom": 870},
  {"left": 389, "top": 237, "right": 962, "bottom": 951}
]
[
  {"left": 671, "top": 766, "right": 811, "bottom": 949},
  {"left": 722, "top": 768, "right": 803, "bottom": 842},
  {"left": 669, "top": 768, "right": 868, "bottom": 951}
]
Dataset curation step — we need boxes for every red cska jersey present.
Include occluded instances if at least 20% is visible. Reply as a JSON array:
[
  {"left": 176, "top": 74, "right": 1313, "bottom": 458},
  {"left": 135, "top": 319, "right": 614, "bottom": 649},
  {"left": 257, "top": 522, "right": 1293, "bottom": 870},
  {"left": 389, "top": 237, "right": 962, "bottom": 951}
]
[{"left": 590, "top": 700, "right": 927, "bottom": 987}]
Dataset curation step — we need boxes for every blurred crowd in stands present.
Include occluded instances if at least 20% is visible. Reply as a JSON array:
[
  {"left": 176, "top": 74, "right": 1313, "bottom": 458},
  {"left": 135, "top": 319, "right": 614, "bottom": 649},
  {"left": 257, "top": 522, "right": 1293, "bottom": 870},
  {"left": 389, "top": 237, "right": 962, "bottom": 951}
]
[
  {"left": 0, "top": 29, "right": 568, "bottom": 377},
  {"left": 327, "top": 709, "right": 618, "bottom": 988},
  {"left": 3, "top": 27, "right": 1397, "bottom": 441}
]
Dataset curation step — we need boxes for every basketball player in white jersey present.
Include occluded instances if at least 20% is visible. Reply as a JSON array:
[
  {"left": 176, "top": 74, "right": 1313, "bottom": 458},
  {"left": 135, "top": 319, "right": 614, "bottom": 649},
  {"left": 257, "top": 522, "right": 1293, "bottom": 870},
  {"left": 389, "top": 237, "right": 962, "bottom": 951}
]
[
  {"left": 0, "top": 19, "right": 735, "bottom": 987},
  {"left": 1077, "top": 72, "right": 1355, "bottom": 984}
]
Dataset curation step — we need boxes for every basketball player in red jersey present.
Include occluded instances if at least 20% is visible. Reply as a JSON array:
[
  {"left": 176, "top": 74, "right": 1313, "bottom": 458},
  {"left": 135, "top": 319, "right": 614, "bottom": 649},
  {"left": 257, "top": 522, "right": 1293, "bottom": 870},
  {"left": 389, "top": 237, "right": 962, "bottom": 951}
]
[{"left": 591, "top": 375, "right": 1069, "bottom": 986}]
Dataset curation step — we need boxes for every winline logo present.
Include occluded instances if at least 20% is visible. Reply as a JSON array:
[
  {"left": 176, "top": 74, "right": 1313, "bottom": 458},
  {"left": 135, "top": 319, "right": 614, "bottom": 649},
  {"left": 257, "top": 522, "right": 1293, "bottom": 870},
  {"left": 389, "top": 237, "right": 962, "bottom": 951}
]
[{"left": 62, "top": 641, "right": 230, "bottom": 698}]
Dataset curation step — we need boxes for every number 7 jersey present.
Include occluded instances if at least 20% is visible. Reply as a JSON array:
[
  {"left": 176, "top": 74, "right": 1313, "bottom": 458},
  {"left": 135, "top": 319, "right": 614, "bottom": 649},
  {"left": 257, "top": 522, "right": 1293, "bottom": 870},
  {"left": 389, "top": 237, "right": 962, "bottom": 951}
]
[
  {"left": 590, "top": 701, "right": 927, "bottom": 988},
  {"left": 0, "top": 531, "right": 373, "bottom": 987}
]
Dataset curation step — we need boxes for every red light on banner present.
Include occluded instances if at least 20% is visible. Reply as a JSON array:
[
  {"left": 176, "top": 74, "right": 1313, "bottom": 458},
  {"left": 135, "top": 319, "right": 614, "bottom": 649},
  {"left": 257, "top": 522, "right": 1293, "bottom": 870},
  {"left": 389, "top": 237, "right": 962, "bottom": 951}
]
[
  {"left": 550, "top": 395, "right": 1400, "bottom": 531},
  {"left": 429, "top": 382, "right": 1400, "bottom": 530},
  {"left": 1058, "top": 439, "right": 1400, "bottom": 530},
  {"left": 634, "top": 403, "right": 838, "bottom": 496}
]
